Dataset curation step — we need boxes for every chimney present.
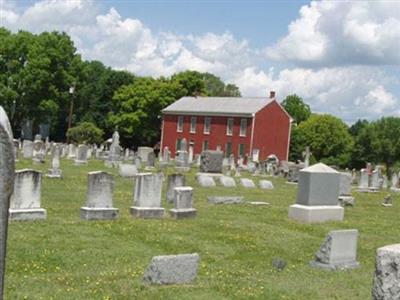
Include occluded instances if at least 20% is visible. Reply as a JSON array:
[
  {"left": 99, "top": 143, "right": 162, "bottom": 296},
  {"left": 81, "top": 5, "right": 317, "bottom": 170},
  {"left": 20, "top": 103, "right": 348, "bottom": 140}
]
[{"left": 269, "top": 91, "right": 276, "bottom": 99}]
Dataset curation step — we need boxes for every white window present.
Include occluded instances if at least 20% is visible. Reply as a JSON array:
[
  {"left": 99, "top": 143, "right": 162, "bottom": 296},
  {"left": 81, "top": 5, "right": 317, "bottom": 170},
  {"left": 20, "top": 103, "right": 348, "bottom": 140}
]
[
  {"left": 240, "top": 119, "right": 247, "bottom": 137},
  {"left": 226, "top": 118, "right": 233, "bottom": 136},
  {"left": 177, "top": 116, "right": 183, "bottom": 132},
  {"left": 190, "top": 116, "right": 197, "bottom": 133},
  {"left": 204, "top": 117, "right": 211, "bottom": 134}
]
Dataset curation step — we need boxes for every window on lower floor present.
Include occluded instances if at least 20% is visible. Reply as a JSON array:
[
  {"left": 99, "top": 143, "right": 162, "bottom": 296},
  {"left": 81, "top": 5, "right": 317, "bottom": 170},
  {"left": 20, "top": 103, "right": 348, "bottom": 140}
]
[
  {"left": 225, "top": 142, "right": 232, "bottom": 157},
  {"left": 238, "top": 143, "right": 245, "bottom": 157},
  {"left": 203, "top": 140, "right": 209, "bottom": 151},
  {"left": 176, "top": 138, "right": 182, "bottom": 151}
]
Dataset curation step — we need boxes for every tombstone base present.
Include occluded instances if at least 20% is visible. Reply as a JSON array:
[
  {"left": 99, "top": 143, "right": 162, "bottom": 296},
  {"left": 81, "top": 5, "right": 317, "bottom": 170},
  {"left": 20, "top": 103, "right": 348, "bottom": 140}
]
[
  {"left": 80, "top": 207, "right": 119, "bottom": 220},
  {"left": 74, "top": 160, "right": 88, "bottom": 166},
  {"left": 338, "top": 196, "right": 355, "bottom": 206},
  {"left": 175, "top": 167, "right": 190, "bottom": 173},
  {"left": 288, "top": 204, "right": 344, "bottom": 223},
  {"left": 309, "top": 260, "right": 360, "bottom": 271},
  {"left": 9, "top": 208, "right": 47, "bottom": 221},
  {"left": 169, "top": 208, "right": 197, "bottom": 219},
  {"left": 130, "top": 207, "right": 164, "bottom": 219}
]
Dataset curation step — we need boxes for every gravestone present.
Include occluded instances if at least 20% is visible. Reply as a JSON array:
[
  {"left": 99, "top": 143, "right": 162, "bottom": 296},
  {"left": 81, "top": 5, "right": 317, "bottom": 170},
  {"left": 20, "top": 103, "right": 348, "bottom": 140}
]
[
  {"left": 47, "top": 145, "right": 62, "bottom": 178},
  {"left": 74, "top": 144, "right": 88, "bottom": 165},
  {"left": 338, "top": 172, "right": 355, "bottom": 206},
  {"left": 0, "top": 106, "right": 16, "bottom": 296},
  {"left": 310, "top": 229, "right": 359, "bottom": 270},
  {"left": 32, "top": 140, "right": 44, "bottom": 164},
  {"left": 13, "top": 139, "right": 19, "bottom": 162},
  {"left": 166, "top": 174, "right": 185, "bottom": 203},
  {"left": 106, "top": 131, "right": 121, "bottom": 167},
  {"left": 118, "top": 164, "right": 138, "bottom": 177},
  {"left": 146, "top": 151, "right": 155, "bottom": 168},
  {"left": 162, "top": 147, "right": 170, "bottom": 162},
  {"left": 372, "top": 244, "right": 400, "bottom": 300},
  {"left": 9, "top": 169, "right": 46, "bottom": 221},
  {"left": 137, "top": 147, "right": 153, "bottom": 163},
  {"left": 68, "top": 144, "right": 76, "bottom": 159},
  {"left": 288, "top": 163, "right": 343, "bottom": 223},
  {"left": 170, "top": 187, "right": 197, "bottom": 219},
  {"left": 218, "top": 176, "right": 236, "bottom": 187},
  {"left": 382, "top": 194, "right": 393, "bottom": 207},
  {"left": 370, "top": 170, "right": 380, "bottom": 191},
  {"left": 188, "top": 145, "right": 194, "bottom": 164},
  {"left": 200, "top": 150, "right": 223, "bottom": 173},
  {"left": 358, "top": 168, "right": 369, "bottom": 191},
  {"left": 130, "top": 173, "right": 164, "bottom": 218},
  {"left": 197, "top": 175, "right": 216, "bottom": 187},
  {"left": 81, "top": 171, "right": 118, "bottom": 220},
  {"left": 259, "top": 180, "right": 274, "bottom": 189},
  {"left": 134, "top": 155, "right": 142, "bottom": 169},
  {"left": 22, "top": 140, "right": 33, "bottom": 158},
  {"left": 143, "top": 253, "right": 199, "bottom": 285},
  {"left": 391, "top": 173, "right": 400, "bottom": 192},
  {"left": 240, "top": 178, "right": 256, "bottom": 188},
  {"left": 207, "top": 196, "right": 244, "bottom": 204}
]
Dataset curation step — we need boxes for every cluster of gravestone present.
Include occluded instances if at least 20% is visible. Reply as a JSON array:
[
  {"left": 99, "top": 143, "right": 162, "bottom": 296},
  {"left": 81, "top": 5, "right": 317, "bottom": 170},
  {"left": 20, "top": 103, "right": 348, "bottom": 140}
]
[{"left": 357, "top": 164, "right": 388, "bottom": 192}]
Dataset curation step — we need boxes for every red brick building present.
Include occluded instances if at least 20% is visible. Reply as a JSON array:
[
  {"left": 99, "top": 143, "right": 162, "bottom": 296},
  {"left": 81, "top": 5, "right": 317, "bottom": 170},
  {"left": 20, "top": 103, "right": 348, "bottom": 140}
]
[{"left": 160, "top": 92, "right": 292, "bottom": 161}]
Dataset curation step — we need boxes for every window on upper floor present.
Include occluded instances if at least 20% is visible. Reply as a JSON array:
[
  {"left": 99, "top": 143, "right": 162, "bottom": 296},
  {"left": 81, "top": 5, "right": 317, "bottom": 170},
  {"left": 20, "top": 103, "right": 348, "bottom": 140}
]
[
  {"left": 190, "top": 116, "right": 197, "bottom": 133},
  {"left": 204, "top": 117, "right": 211, "bottom": 134},
  {"left": 177, "top": 116, "right": 183, "bottom": 132},
  {"left": 226, "top": 118, "right": 233, "bottom": 136},
  {"left": 240, "top": 119, "right": 247, "bottom": 137}
]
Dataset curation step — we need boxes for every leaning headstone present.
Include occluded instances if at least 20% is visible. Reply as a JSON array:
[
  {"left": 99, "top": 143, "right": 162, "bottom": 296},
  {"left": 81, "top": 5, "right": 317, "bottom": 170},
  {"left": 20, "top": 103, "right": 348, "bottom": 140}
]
[
  {"left": 130, "top": 173, "right": 164, "bottom": 218},
  {"left": 200, "top": 150, "right": 223, "bottom": 173},
  {"left": 197, "top": 175, "right": 216, "bottom": 187},
  {"left": 143, "top": 253, "right": 199, "bottom": 285},
  {"left": 372, "top": 244, "right": 400, "bottom": 299},
  {"left": 74, "top": 144, "right": 88, "bottom": 165},
  {"left": 0, "top": 106, "right": 15, "bottom": 296},
  {"left": 9, "top": 169, "right": 46, "bottom": 221},
  {"left": 240, "top": 178, "right": 256, "bottom": 188},
  {"left": 166, "top": 174, "right": 185, "bottom": 203},
  {"left": 338, "top": 172, "right": 355, "bottom": 207},
  {"left": 310, "top": 229, "right": 359, "bottom": 270},
  {"left": 288, "top": 163, "right": 343, "bottom": 223},
  {"left": 170, "top": 187, "right": 197, "bottom": 219},
  {"left": 22, "top": 140, "right": 33, "bottom": 158},
  {"left": 259, "top": 180, "right": 274, "bottom": 189},
  {"left": 207, "top": 196, "right": 244, "bottom": 204},
  {"left": 80, "top": 171, "right": 118, "bottom": 220},
  {"left": 118, "top": 164, "right": 138, "bottom": 177},
  {"left": 218, "top": 176, "right": 236, "bottom": 187},
  {"left": 47, "top": 145, "right": 62, "bottom": 178}
]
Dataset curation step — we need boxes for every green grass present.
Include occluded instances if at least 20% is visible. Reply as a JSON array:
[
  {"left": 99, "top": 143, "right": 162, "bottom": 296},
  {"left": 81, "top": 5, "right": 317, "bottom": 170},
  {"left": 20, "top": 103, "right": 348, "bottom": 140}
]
[{"left": 4, "top": 158, "right": 395, "bottom": 299}]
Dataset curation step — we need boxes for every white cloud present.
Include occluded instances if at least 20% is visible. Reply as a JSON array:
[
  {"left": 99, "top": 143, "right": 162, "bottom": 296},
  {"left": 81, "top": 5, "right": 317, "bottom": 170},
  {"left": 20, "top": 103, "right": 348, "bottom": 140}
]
[{"left": 266, "top": 1, "right": 400, "bottom": 66}]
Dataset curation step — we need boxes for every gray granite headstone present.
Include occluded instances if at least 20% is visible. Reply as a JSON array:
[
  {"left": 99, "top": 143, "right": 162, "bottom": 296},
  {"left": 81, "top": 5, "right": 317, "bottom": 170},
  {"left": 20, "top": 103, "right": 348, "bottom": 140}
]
[
  {"left": 219, "top": 176, "right": 236, "bottom": 187},
  {"left": 197, "top": 175, "right": 216, "bottom": 187},
  {"left": 118, "top": 164, "right": 138, "bottom": 177},
  {"left": 170, "top": 187, "right": 196, "bottom": 219},
  {"left": 143, "top": 253, "right": 199, "bottom": 285},
  {"left": 310, "top": 229, "right": 359, "bottom": 270},
  {"left": 131, "top": 173, "right": 164, "bottom": 218},
  {"left": 0, "top": 106, "right": 15, "bottom": 296},
  {"left": 372, "top": 244, "right": 400, "bottom": 299},
  {"left": 147, "top": 151, "right": 155, "bottom": 168},
  {"left": 47, "top": 145, "right": 62, "bottom": 178},
  {"left": 22, "top": 140, "right": 33, "bottom": 158},
  {"left": 9, "top": 169, "right": 46, "bottom": 221},
  {"left": 137, "top": 146, "right": 153, "bottom": 163},
  {"left": 240, "top": 178, "right": 256, "bottom": 188},
  {"left": 74, "top": 144, "right": 88, "bottom": 165},
  {"left": 207, "top": 196, "right": 244, "bottom": 204},
  {"left": 259, "top": 180, "right": 274, "bottom": 189},
  {"left": 200, "top": 150, "right": 223, "bottom": 173},
  {"left": 166, "top": 174, "right": 185, "bottom": 203},
  {"left": 339, "top": 172, "right": 352, "bottom": 195},
  {"left": 358, "top": 169, "right": 369, "bottom": 190},
  {"left": 81, "top": 171, "right": 118, "bottom": 220}
]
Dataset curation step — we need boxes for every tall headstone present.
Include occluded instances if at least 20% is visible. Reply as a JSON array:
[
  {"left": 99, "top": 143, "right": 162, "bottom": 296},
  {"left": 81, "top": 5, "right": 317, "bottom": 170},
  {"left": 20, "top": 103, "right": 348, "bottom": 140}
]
[
  {"left": 162, "top": 147, "right": 170, "bottom": 162},
  {"left": 288, "top": 163, "right": 344, "bottom": 223},
  {"left": 32, "top": 139, "right": 44, "bottom": 164},
  {"left": 166, "top": 174, "right": 186, "bottom": 203},
  {"left": 372, "top": 244, "right": 400, "bottom": 299},
  {"left": 303, "top": 146, "right": 311, "bottom": 168},
  {"left": 358, "top": 169, "right": 369, "bottom": 191},
  {"left": 200, "top": 150, "right": 223, "bottom": 173},
  {"left": 13, "top": 139, "right": 19, "bottom": 162},
  {"left": 130, "top": 173, "right": 164, "bottom": 218},
  {"left": 22, "top": 140, "right": 33, "bottom": 158},
  {"left": 134, "top": 155, "right": 142, "bottom": 169},
  {"left": 188, "top": 145, "right": 194, "bottom": 164},
  {"left": 310, "top": 229, "right": 359, "bottom": 270},
  {"left": 47, "top": 145, "right": 62, "bottom": 178},
  {"left": 68, "top": 144, "right": 76, "bottom": 159},
  {"left": 9, "top": 169, "right": 46, "bottom": 221},
  {"left": 338, "top": 172, "right": 355, "bottom": 206},
  {"left": 0, "top": 106, "right": 15, "bottom": 297},
  {"left": 169, "top": 187, "right": 197, "bottom": 219},
  {"left": 106, "top": 131, "right": 121, "bottom": 167},
  {"left": 370, "top": 170, "right": 381, "bottom": 191},
  {"left": 137, "top": 147, "right": 153, "bottom": 163},
  {"left": 74, "top": 144, "right": 88, "bottom": 165},
  {"left": 80, "top": 171, "right": 118, "bottom": 220},
  {"left": 390, "top": 173, "right": 400, "bottom": 192},
  {"left": 146, "top": 151, "right": 155, "bottom": 168}
]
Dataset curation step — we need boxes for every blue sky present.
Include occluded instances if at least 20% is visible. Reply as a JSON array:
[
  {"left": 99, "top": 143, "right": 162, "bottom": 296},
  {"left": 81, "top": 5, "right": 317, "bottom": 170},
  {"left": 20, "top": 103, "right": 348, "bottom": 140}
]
[{"left": 1, "top": 0, "right": 400, "bottom": 123}]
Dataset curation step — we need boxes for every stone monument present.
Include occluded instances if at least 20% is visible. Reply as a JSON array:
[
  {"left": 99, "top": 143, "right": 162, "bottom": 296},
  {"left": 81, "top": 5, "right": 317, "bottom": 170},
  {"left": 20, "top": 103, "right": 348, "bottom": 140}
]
[{"left": 169, "top": 187, "right": 197, "bottom": 219}]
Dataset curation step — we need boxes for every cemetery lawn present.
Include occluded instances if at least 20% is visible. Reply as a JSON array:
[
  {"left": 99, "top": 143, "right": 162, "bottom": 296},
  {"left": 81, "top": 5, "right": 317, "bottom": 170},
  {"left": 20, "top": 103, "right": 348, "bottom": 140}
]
[{"left": 5, "top": 159, "right": 394, "bottom": 300}]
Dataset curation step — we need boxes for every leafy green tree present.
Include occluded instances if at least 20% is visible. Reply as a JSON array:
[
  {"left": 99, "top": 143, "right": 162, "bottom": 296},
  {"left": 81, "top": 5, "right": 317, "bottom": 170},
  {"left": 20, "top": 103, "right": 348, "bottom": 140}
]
[
  {"left": 171, "top": 70, "right": 205, "bottom": 96},
  {"left": 109, "top": 77, "right": 185, "bottom": 146},
  {"left": 281, "top": 94, "right": 311, "bottom": 125},
  {"left": 296, "top": 114, "right": 354, "bottom": 167},
  {"left": 349, "top": 119, "right": 371, "bottom": 169},
  {"left": 66, "top": 122, "right": 104, "bottom": 144},
  {"left": 223, "top": 83, "right": 241, "bottom": 97}
]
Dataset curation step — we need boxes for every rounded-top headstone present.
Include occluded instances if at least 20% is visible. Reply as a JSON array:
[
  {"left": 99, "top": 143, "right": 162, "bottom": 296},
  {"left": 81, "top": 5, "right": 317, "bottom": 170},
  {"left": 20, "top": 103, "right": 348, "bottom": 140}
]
[{"left": 300, "top": 163, "right": 339, "bottom": 174}]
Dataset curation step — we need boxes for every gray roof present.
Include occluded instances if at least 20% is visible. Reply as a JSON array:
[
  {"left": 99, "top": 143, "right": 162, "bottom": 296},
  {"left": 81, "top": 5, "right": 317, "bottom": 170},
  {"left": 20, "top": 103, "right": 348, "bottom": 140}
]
[{"left": 162, "top": 97, "right": 274, "bottom": 117}]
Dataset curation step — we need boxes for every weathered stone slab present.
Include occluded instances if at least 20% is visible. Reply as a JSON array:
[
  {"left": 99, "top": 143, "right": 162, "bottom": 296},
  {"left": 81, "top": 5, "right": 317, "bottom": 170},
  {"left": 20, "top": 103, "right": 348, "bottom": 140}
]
[
  {"left": 218, "top": 176, "right": 236, "bottom": 187},
  {"left": 199, "top": 150, "right": 223, "bottom": 173},
  {"left": 166, "top": 174, "right": 185, "bottom": 203},
  {"left": 259, "top": 180, "right": 274, "bottom": 189},
  {"left": 137, "top": 146, "right": 153, "bottom": 163},
  {"left": 339, "top": 172, "right": 352, "bottom": 195},
  {"left": 338, "top": 196, "right": 355, "bottom": 206},
  {"left": 249, "top": 201, "right": 270, "bottom": 206},
  {"left": 310, "top": 229, "right": 359, "bottom": 270},
  {"left": 288, "top": 204, "right": 344, "bottom": 223},
  {"left": 118, "top": 164, "right": 138, "bottom": 177},
  {"left": 197, "top": 175, "right": 216, "bottom": 187},
  {"left": 372, "top": 244, "right": 400, "bottom": 299},
  {"left": 240, "top": 178, "right": 256, "bottom": 188},
  {"left": 170, "top": 187, "right": 196, "bottom": 219},
  {"left": 74, "top": 144, "right": 88, "bottom": 165},
  {"left": 143, "top": 253, "right": 199, "bottom": 285},
  {"left": 207, "top": 196, "right": 244, "bottom": 204}
]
